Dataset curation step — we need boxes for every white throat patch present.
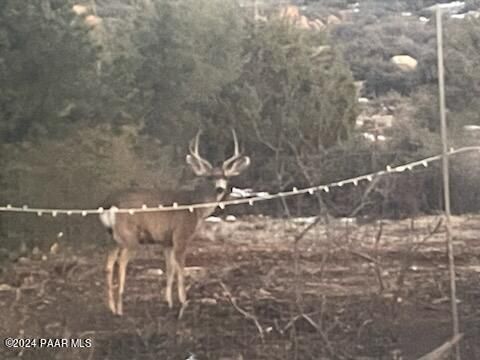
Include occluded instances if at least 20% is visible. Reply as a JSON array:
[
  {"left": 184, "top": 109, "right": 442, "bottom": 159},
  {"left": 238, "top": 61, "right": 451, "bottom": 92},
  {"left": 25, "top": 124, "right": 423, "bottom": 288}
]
[{"left": 215, "top": 178, "right": 228, "bottom": 200}]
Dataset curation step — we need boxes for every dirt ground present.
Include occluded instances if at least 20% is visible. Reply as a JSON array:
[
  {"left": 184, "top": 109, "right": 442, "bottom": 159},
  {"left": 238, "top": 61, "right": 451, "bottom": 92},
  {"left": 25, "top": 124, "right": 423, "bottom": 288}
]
[{"left": 1, "top": 214, "right": 480, "bottom": 360}]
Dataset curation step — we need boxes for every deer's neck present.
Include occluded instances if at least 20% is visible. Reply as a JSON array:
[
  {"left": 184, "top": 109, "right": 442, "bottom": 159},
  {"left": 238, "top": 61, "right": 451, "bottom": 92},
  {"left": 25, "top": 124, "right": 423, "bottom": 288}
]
[{"left": 195, "top": 192, "right": 228, "bottom": 220}]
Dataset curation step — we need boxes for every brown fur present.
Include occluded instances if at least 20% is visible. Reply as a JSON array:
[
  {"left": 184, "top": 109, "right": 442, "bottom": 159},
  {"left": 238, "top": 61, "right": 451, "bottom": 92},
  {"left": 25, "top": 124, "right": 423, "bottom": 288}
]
[
  {"left": 101, "top": 184, "right": 222, "bottom": 315},
  {"left": 101, "top": 130, "right": 250, "bottom": 315}
]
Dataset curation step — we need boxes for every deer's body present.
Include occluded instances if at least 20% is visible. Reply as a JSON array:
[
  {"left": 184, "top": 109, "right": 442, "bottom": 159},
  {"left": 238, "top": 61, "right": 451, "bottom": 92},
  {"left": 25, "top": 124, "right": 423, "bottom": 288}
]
[
  {"left": 100, "top": 131, "right": 249, "bottom": 315},
  {"left": 101, "top": 187, "right": 219, "bottom": 243},
  {"left": 101, "top": 187, "right": 219, "bottom": 245}
]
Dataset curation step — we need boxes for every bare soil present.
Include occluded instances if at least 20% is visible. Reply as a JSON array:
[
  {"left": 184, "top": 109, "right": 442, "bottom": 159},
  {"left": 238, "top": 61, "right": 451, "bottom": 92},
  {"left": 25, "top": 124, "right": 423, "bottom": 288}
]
[{"left": 1, "top": 214, "right": 480, "bottom": 359}]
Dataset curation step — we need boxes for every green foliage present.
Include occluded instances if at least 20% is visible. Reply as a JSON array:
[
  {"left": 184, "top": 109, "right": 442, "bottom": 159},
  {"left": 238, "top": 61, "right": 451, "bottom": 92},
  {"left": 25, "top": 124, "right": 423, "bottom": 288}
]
[
  {"left": 245, "top": 20, "right": 356, "bottom": 147},
  {"left": 0, "top": 0, "right": 101, "bottom": 142},
  {"left": 333, "top": 16, "right": 436, "bottom": 96},
  {"left": 0, "top": 124, "right": 182, "bottom": 253},
  {"left": 121, "top": 0, "right": 246, "bottom": 145},
  {"left": 12, "top": 0, "right": 480, "bottom": 251},
  {"left": 105, "top": 3, "right": 357, "bottom": 190},
  {"left": 413, "top": 18, "right": 480, "bottom": 131},
  {"left": 1, "top": 124, "right": 181, "bottom": 206},
  {"left": 444, "top": 18, "right": 480, "bottom": 113},
  {"left": 191, "top": 19, "right": 358, "bottom": 191}
]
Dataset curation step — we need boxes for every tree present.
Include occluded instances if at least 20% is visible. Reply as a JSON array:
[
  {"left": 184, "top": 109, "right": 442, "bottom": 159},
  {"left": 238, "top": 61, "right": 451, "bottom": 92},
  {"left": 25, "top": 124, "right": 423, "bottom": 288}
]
[
  {"left": 414, "top": 17, "right": 480, "bottom": 131},
  {"left": 199, "top": 19, "right": 358, "bottom": 194},
  {"left": 118, "top": 0, "right": 247, "bottom": 147},
  {"left": 0, "top": 0, "right": 101, "bottom": 143}
]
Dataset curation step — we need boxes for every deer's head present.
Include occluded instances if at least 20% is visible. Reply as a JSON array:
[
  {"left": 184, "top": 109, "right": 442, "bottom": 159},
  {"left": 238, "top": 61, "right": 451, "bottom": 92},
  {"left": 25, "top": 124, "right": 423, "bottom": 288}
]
[{"left": 186, "top": 129, "right": 250, "bottom": 200}]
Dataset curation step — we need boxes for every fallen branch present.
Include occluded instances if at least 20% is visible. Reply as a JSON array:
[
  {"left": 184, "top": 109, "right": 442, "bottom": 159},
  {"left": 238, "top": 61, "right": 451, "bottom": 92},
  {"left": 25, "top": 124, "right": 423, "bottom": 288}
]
[
  {"left": 301, "top": 313, "right": 336, "bottom": 357},
  {"left": 396, "top": 218, "right": 443, "bottom": 291},
  {"left": 219, "top": 282, "right": 265, "bottom": 343},
  {"left": 282, "top": 312, "right": 336, "bottom": 357},
  {"left": 178, "top": 300, "right": 190, "bottom": 320},
  {"left": 294, "top": 216, "right": 323, "bottom": 246},
  {"left": 417, "top": 334, "right": 463, "bottom": 360},
  {"left": 349, "top": 250, "right": 378, "bottom": 264},
  {"left": 349, "top": 249, "right": 385, "bottom": 292}
]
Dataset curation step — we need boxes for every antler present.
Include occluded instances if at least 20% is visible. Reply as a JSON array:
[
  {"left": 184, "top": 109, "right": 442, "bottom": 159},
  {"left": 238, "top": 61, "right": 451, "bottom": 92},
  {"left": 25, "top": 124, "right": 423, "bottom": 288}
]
[
  {"left": 222, "top": 129, "right": 243, "bottom": 172},
  {"left": 187, "top": 130, "right": 213, "bottom": 175}
]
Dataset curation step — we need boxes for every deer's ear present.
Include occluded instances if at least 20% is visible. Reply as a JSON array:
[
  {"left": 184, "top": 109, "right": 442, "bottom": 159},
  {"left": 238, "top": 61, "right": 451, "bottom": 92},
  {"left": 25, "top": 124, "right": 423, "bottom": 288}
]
[
  {"left": 224, "top": 156, "right": 250, "bottom": 177},
  {"left": 186, "top": 154, "right": 212, "bottom": 176}
]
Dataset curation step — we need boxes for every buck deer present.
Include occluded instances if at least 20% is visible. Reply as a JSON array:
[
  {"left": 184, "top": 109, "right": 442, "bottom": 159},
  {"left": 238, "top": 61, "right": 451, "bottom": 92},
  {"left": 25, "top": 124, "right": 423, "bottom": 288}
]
[{"left": 99, "top": 130, "right": 250, "bottom": 315}]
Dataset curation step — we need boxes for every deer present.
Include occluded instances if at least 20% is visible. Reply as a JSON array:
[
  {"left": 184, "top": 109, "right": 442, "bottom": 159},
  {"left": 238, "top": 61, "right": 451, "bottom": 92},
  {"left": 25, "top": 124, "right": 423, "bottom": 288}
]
[{"left": 99, "top": 130, "right": 250, "bottom": 315}]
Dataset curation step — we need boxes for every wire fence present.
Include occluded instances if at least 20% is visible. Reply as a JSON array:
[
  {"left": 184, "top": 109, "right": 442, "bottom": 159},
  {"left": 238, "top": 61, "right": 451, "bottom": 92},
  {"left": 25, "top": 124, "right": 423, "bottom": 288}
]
[{"left": 1, "top": 146, "right": 479, "bottom": 216}]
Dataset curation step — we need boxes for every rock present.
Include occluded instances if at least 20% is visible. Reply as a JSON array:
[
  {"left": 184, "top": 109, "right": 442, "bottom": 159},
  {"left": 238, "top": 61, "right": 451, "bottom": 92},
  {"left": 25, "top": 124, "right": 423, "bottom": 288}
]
[
  {"left": 145, "top": 268, "right": 164, "bottom": 276},
  {"left": 279, "top": 5, "right": 300, "bottom": 19},
  {"left": 32, "top": 247, "right": 43, "bottom": 260},
  {"left": 0, "top": 284, "right": 14, "bottom": 291},
  {"left": 72, "top": 4, "right": 88, "bottom": 16},
  {"left": 199, "top": 298, "right": 217, "bottom": 305},
  {"left": 85, "top": 15, "right": 102, "bottom": 28},
  {"left": 225, "top": 215, "right": 236, "bottom": 222},
  {"left": 298, "top": 15, "right": 310, "bottom": 29},
  {"left": 309, "top": 19, "right": 326, "bottom": 31},
  {"left": 338, "top": 9, "right": 355, "bottom": 21},
  {"left": 391, "top": 55, "right": 418, "bottom": 71},
  {"left": 371, "top": 114, "right": 394, "bottom": 128},
  {"left": 327, "top": 14, "right": 342, "bottom": 25}
]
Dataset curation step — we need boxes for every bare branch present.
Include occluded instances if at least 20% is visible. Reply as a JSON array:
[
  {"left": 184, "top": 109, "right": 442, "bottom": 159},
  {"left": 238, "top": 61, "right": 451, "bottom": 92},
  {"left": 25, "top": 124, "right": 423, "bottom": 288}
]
[
  {"left": 219, "top": 282, "right": 265, "bottom": 343},
  {"left": 417, "top": 334, "right": 463, "bottom": 360},
  {"left": 395, "top": 218, "right": 443, "bottom": 292},
  {"left": 349, "top": 176, "right": 382, "bottom": 217},
  {"left": 249, "top": 115, "right": 279, "bottom": 152}
]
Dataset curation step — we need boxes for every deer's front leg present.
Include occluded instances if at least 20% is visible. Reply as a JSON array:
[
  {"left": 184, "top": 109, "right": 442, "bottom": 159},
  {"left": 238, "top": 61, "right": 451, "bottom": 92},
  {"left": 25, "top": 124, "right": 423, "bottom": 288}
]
[
  {"left": 174, "top": 250, "right": 187, "bottom": 304},
  {"left": 164, "top": 247, "right": 175, "bottom": 308}
]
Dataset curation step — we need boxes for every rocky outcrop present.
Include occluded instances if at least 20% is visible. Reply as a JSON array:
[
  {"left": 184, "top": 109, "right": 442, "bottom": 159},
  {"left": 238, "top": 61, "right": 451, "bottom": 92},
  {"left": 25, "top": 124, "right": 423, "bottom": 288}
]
[{"left": 391, "top": 55, "right": 418, "bottom": 72}]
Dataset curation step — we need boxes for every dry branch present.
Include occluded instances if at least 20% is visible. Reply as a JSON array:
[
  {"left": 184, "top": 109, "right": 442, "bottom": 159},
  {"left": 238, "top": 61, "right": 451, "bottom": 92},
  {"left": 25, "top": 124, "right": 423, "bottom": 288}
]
[
  {"left": 219, "top": 282, "right": 265, "bottom": 343},
  {"left": 349, "top": 248, "right": 385, "bottom": 292},
  {"left": 282, "top": 312, "right": 336, "bottom": 357},
  {"left": 178, "top": 299, "right": 190, "bottom": 320},
  {"left": 396, "top": 218, "right": 443, "bottom": 291},
  {"left": 294, "top": 216, "right": 322, "bottom": 245},
  {"left": 417, "top": 334, "right": 463, "bottom": 360},
  {"left": 349, "top": 175, "right": 382, "bottom": 217}
]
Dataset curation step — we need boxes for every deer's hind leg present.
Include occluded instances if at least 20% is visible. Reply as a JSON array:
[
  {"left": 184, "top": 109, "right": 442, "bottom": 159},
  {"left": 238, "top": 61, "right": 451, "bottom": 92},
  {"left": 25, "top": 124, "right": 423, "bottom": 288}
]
[
  {"left": 106, "top": 247, "right": 120, "bottom": 314},
  {"left": 107, "top": 224, "right": 137, "bottom": 315},
  {"left": 172, "top": 230, "right": 190, "bottom": 305},
  {"left": 116, "top": 247, "right": 134, "bottom": 316}
]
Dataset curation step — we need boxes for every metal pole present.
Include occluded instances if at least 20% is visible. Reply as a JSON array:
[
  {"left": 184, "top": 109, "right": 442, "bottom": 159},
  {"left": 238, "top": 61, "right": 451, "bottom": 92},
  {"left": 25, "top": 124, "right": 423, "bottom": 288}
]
[{"left": 436, "top": 7, "right": 461, "bottom": 360}]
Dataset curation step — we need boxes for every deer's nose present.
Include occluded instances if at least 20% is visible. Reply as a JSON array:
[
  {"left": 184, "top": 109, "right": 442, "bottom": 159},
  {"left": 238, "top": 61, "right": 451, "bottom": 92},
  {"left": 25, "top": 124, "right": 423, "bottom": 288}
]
[{"left": 216, "top": 187, "right": 225, "bottom": 195}]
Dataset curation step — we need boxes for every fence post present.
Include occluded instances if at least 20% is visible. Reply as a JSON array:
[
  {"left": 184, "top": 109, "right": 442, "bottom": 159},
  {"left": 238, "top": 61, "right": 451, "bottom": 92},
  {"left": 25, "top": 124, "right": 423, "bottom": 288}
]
[{"left": 436, "top": 7, "right": 461, "bottom": 360}]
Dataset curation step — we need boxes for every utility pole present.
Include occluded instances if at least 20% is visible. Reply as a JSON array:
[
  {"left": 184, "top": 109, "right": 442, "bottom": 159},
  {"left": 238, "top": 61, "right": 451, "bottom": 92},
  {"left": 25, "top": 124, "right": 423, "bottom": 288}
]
[{"left": 436, "top": 6, "right": 461, "bottom": 360}]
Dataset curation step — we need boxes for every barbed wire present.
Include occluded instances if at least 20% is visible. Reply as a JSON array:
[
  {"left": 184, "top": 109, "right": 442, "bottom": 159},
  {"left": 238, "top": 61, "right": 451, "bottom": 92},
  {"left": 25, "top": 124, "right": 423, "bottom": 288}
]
[{"left": 1, "top": 146, "right": 479, "bottom": 217}]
